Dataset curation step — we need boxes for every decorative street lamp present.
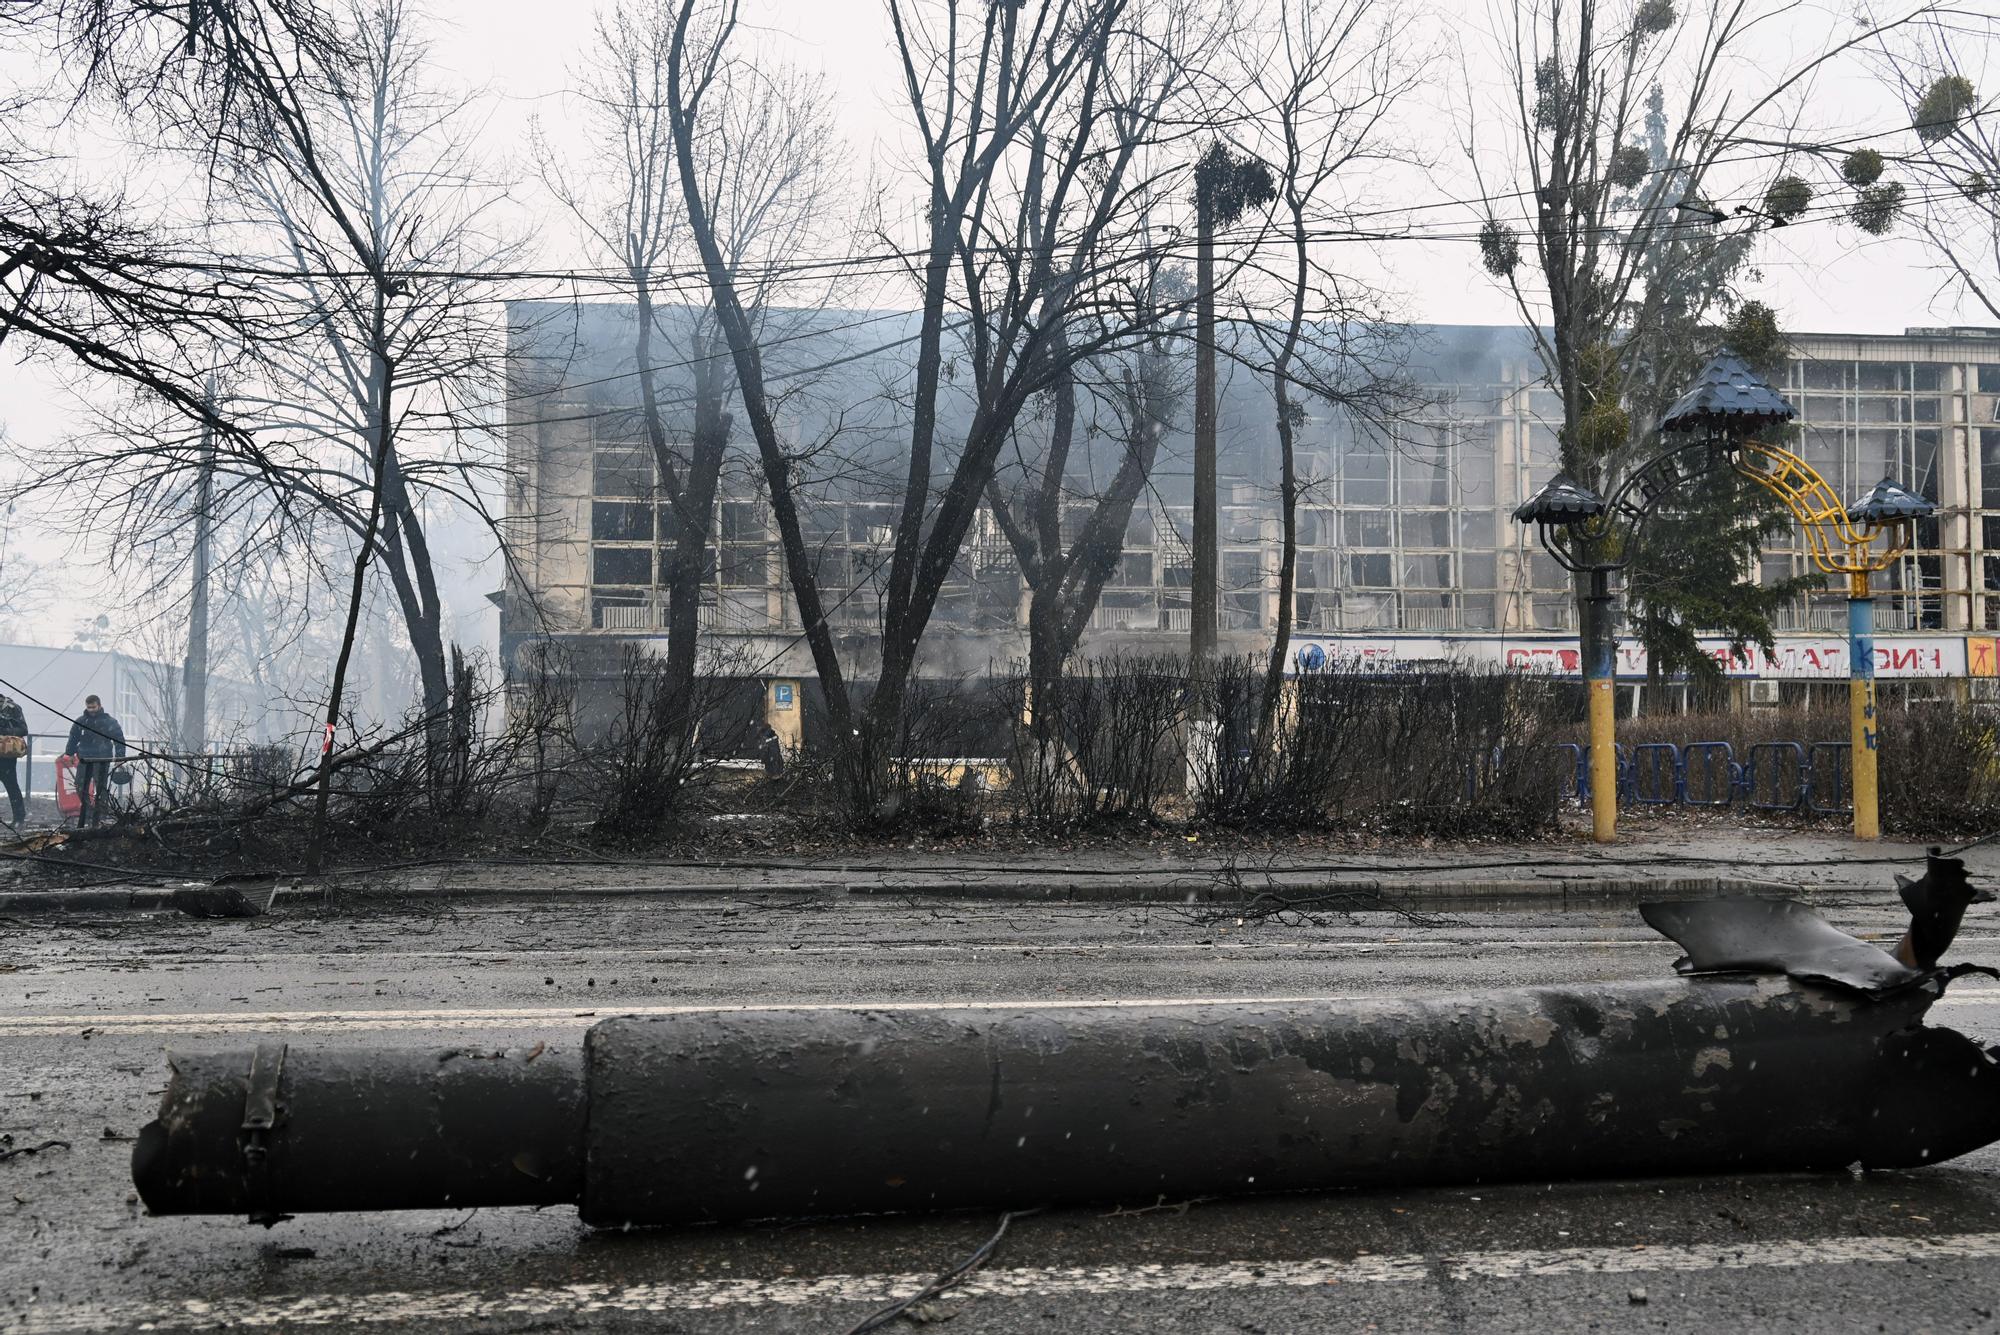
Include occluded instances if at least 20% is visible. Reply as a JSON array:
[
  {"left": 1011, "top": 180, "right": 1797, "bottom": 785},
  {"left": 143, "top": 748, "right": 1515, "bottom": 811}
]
[
  {"left": 1517, "top": 347, "right": 1934, "bottom": 843},
  {"left": 1515, "top": 349, "right": 1795, "bottom": 844},
  {"left": 1514, "top": 474, "right": 1617, "bottom": 843},
  {"left": 1662, "top": 352, "right": 1932, "bottom": 842}
]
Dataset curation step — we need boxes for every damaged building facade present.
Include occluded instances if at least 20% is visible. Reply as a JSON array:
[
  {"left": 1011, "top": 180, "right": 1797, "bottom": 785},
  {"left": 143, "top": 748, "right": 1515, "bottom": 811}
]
[{"left": 499, "top": 303, "right": 2000, "bottom": 740}]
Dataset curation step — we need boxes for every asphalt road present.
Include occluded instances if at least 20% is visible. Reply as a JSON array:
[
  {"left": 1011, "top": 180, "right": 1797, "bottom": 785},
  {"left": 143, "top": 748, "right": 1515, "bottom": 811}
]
[{"left": 6, "top": 885, "right": 2000, "bottom": 1332}]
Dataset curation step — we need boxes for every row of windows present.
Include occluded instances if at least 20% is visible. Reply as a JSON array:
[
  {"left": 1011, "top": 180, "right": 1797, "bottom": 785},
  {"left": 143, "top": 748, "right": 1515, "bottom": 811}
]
[
  {"left": 586, "top": 417, "right": 1995, "bottom": 552},
  {"left": 1788, "top": 362, "right": 2000, "bottom": 393},
  {"left": 592, "top": 547, "right": 771, "bottom": 588}
]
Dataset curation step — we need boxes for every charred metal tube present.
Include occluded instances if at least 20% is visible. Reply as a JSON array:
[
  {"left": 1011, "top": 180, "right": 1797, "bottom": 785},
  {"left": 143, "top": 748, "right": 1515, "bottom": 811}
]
[
  {"left": 134, "top": 1045, "right": 585, "bottom": 1222},
  {"left": 134, "top": 977, "right": 2000, "bottom": 1227}
]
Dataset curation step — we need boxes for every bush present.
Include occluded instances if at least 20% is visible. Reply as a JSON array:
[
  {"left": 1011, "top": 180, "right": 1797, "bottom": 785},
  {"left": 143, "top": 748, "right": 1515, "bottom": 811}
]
[
  {"left": 1005, "top": 655, "right": 1189, "bottom": 830},
  {"left": 1879, "top": 702, "right": 2000, "bottom": 837},
  {"left": 589, "top": 646, "right": 747, "bottom": 839},
  {"left": 1203, "top": 658, "right": 1572, "bottom": 838},
  {"left": 1003, "top": 655, "right": 1572, "bottom": 839},
  {"left": 1604, "top": 695, "right": 2000, "bottom": 838}
]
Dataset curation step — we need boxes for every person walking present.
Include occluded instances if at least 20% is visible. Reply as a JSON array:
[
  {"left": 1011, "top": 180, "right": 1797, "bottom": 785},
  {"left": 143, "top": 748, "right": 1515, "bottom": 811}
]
[
  {"left": 0, "top": 694, "right": 26, "bottom": 828},
  {"left": 65, "top": 694, "right": 126, "bottom": 828}
]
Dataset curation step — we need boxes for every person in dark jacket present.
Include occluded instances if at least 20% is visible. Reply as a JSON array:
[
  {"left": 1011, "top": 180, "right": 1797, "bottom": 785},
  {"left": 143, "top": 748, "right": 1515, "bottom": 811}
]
[
  {"left": 0, "top": 694, "right": 25, "bottom": 827},
  {"left": 65, "top": 694, "right": 126, "bottom": 827}
]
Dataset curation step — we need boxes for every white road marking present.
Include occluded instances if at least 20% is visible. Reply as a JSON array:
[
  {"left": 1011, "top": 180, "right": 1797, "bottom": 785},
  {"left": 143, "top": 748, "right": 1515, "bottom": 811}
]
[
  {"left": 4, "top": 988, "right": 1999, "bottom": 1037},
  {"left": 0, "top": 995, "right": 1371, "bottom": 1036},
  {"left": 14, "top": 939, "right": 1682, "bottom": 965},
  {"left": 16, "top": 1230, "right": 2000, "bottom": 1331}
]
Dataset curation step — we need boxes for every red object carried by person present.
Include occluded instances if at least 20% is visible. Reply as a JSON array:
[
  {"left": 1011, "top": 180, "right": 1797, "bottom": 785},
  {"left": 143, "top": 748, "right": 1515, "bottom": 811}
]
[{"left": 54, "top": 753, "right": 80, "bottom": 819}]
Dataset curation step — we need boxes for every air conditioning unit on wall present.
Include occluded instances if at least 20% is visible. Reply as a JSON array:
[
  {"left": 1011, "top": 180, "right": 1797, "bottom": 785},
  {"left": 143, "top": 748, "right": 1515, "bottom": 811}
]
[{"left": 1748, "top": 680, "right": 1782, "bottom": 706}]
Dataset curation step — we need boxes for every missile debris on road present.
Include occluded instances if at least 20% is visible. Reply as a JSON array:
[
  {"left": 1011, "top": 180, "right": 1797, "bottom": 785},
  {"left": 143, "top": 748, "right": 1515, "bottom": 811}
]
[{"left": 133, "top": 855, "right": 2000, "bottom": 1230}]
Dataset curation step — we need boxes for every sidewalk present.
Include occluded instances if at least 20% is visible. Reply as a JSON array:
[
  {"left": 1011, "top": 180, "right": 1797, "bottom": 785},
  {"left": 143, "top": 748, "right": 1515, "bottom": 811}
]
[{"left": 0, "top": 828, "right": 1973, "bottom": 915}]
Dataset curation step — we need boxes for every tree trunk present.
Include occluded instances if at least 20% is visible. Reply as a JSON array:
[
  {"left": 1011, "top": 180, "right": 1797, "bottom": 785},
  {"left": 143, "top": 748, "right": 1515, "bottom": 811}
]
[
  {"left": 664, "top": 5, "right": 852, "bottom": 766},
  {"left": 1259, "top": 372, "right": 1299, "bottom": 747},
  {"left": 1026, "top": 581, "right": 1067, "bottom": 746},
  {"left": 1258, "top": 199, "right": 1312, "bottom": 749},
  {"left": 662, "top": 327, "right": 731, "bottom": 737},
  {"left": 374, "top": 453, "right": 449, "bottom": 768},
  {"left": 307, "top": 315, "right": 394, "bottom": 875}
]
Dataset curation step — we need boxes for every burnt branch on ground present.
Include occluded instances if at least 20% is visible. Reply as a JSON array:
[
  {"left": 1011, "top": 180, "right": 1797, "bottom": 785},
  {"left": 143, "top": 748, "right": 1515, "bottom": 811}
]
[{"left": 1179, "top": 857, "right": 1464, "bottom": 931}]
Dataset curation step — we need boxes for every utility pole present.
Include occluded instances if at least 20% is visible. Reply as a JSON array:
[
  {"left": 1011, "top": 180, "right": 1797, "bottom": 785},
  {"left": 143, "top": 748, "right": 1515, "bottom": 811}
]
[
  {"left": 1187, "top": 146, "right": 1275, "bottom": 664},
  {"left": 1185, "top": 148, "right": 1272, "bottom": 797},
  {"left": 180, "top": 372, "right": 216, "bottom": 758},
  {"left": 1191, "top": 164, "right": 1217, "bottom": 665}
]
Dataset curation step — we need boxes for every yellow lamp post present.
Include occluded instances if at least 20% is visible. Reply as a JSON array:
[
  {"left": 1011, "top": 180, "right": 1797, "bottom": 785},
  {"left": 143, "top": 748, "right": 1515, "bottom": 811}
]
[
  {"left": 1725, "top": 459, "right": 1933, "bottom": 840},
  {"left": 1515, "top": 475, "right": 1622, "bottom": 842}
]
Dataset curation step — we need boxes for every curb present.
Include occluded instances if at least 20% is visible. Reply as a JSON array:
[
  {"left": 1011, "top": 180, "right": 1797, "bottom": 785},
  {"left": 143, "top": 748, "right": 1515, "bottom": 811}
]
[
  {"left": 0, "top": 873, "right": 1809, "bottom": 916},
  {"left": 841, "top": 874, "right": 1806, "bottom": 903},
  {"left": 0, "top": 884, "right": 272, "bottom": 917}
]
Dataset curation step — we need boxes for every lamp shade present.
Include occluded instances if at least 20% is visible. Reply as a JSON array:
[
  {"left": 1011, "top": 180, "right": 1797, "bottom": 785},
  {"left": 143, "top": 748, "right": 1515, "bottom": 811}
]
[
  {"left": 1846, "top": 475, "right": 1935, "bottom": 524},
  {"left": 1514, "top": 473, "right": 1606, "bottom": 525},
  {"left": 1658, "top": 348, "right": 1796, "bottom": 436}
]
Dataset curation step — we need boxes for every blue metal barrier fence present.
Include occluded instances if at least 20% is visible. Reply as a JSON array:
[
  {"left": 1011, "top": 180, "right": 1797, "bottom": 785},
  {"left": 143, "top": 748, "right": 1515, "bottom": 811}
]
[{"left": 1550, "top": 738, "right": 1853, "bottom": 814}]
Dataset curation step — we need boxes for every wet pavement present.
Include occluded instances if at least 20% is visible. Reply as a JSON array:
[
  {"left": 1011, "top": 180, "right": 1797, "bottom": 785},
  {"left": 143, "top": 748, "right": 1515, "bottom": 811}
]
[{"left": 6, "top": 883, "right": 2000, "bottom": 1331}]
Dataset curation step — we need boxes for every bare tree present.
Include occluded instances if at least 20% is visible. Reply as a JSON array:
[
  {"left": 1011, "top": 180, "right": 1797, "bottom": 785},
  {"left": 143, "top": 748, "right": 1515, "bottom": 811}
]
[
  {"left": 1467, "top": 0, "right": 1935, "bottom": 642},
  {"left": 209, "top": 0, "right": 512, "bottom": 853},
  {"left": 0, "top": 1, "right": 345, "bottom": 432},
  {"left": 667, "top": 0, "right": 1227, "bottom": 809},
  {"left": 1875, "top": 17, "right": 2000, "bottom": 320},
  {"left": 986, "top": 272, "right": 1188, "bottom": 739},
  {"left": 1230, "top": 0, "right": 1425, "bottom": 739},
  {"left": 545, "top": 2, "right": 840, "bottom": 743},
  {"left": 181, "top": 373, "right": 220, "bottom": 756}
]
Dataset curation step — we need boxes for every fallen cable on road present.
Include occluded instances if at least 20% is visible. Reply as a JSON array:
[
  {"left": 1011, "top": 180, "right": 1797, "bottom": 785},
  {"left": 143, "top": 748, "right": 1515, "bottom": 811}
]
[
  {"left": 128, "top": 852, "right": 2000, "bottom": 1230},
  {"left": 842, "top": 1208, "right": 1039, "bottom": 1335}
]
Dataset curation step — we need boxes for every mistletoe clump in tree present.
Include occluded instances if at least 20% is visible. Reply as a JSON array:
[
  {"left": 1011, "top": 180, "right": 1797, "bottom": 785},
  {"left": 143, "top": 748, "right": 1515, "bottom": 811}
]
[{"left": 1464, "top": 0, "right": 1911, "bottom": 710}]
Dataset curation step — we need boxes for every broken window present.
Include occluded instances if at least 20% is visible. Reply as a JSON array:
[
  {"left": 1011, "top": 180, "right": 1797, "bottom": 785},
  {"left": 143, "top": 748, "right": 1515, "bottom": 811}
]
[
  {"left": 592, "top": 450, "right": 652, "bottom": 498},
  {"left": 592, "top": 547, "right": 652, "bottom": 586},
  {"left": 1348, "top": 510, "right": 1393, "bottom": 547},
  {"left": 1981, "top": 431, "right": 2000, "bottom": 510},
  {"left": 1349, "top": 553, "right": 1391, "bottom": 587},
  {"left": 1398, "top": 458, "right": 1451, "bottom": 507},
  {"left": 1857, "top": 362, "right": 1904, "bottom": 392},
  {"left": 1109, "top": 552, "right": 1152, "bottom": 588},
  {"left": 1401, "top": 554, "right": 1451, "bottom": 589},
  {"left": 1341, "top": 449, "right": 1390, "bottom": 506},
  {"left": 1403, "top": 511, "right": 1452, "bottom": 548},
  {"left": 720, "top": 502, "right": 766, "bottom": 542},
  {"left": 591, "top": 501, "right": 654, "bottom": 542}
]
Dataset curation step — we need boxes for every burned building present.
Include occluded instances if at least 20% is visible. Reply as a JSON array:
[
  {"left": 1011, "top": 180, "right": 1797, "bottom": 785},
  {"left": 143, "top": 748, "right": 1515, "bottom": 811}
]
[{"left": 499, "top": 304, "right": 2000, "bottom": 742}]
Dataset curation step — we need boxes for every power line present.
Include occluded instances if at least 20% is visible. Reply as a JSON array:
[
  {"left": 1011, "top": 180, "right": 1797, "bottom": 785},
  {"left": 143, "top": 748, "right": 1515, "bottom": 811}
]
[{"left": 47, "top": 103, "right": 1992, "bottom": 302}]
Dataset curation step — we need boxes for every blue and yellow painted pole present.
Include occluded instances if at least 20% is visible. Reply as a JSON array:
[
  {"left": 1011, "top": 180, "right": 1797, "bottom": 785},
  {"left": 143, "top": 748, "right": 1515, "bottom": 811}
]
[
  {"left": 1584, "top": 568, "right": 1618, "bottom": 843},
  {"left": 1848, "top": 573, "right": 1879, "bottom": 841}
]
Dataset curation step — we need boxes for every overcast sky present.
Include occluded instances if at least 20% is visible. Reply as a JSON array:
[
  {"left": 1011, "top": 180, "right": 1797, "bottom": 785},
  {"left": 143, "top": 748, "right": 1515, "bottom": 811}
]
[{"left": 0, "top": 0, "right": 1989, "bottom": 653}]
